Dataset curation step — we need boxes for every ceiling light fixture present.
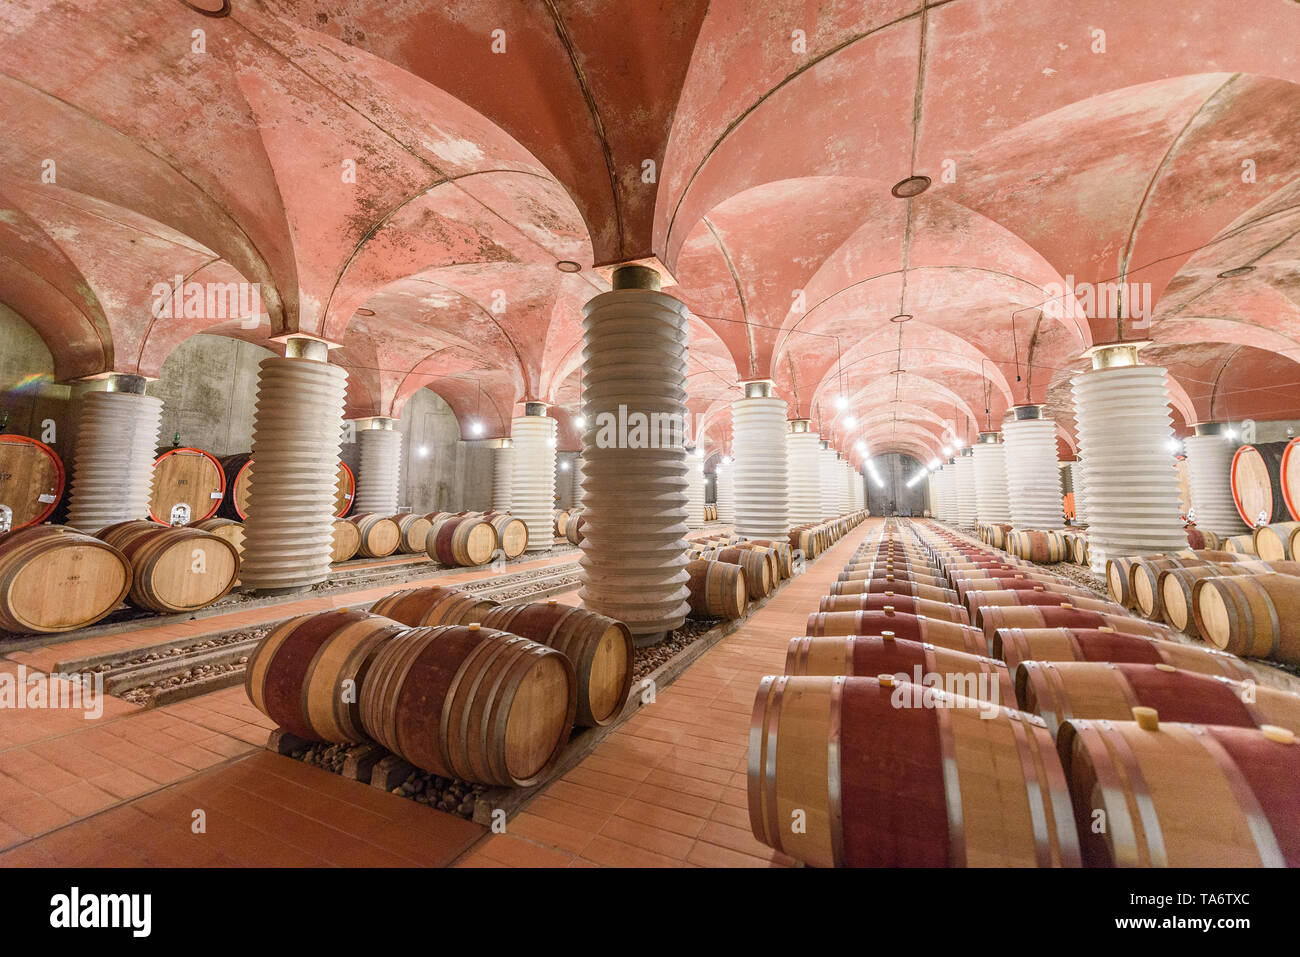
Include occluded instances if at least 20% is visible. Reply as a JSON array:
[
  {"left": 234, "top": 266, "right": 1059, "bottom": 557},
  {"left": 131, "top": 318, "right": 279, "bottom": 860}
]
[
  {"left": 891, "top": 175, "right": 931, "bottom": 199},
  {"left": 889, "top": 314, "right": 913, "bottom": 323},
  {"left": 469, "top": 420, "right": 484, "bottom": 437}
]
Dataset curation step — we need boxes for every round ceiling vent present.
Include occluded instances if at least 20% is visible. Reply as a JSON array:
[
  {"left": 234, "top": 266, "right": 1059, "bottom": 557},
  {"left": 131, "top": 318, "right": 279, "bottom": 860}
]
[
  {"left": 355, "top": 308, "right": 376, "bottom": 317},
  {"left": 891, "top": 175, "right": 931, "bottom": 199},
  {"left": 178, "top": 0, "right": 231, "bottom": 16},
  {"left": 1216, "top": 265, "right": 1256, "bottom": 279},
  {"left": 556, "top": 261, "right": 582, "bottom": 273},
  {"left": 889, "top": 313, "right": 913, "bottom": 323}
]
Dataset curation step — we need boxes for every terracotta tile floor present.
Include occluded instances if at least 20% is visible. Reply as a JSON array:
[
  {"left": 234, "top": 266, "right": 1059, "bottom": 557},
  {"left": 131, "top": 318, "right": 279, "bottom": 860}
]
[{"left": 0, "top": 520, "right": 865, "bottom": 867}]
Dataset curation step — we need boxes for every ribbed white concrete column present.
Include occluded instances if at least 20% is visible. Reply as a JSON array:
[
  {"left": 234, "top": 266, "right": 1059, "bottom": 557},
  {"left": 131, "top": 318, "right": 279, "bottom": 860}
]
[
  {"left": 732, "top": 380, "right": 789, "bottom": 538},
  {"left": 715, "top": 459, "right": 735, "bottom": 525},
  {"left": 853, "top": 466, "right": 865, "bottom": 510},
  {"left": 786, "top": 421, "right": 822, "bottom": 524},
  {"left": 953, "top": 448, "right": 978, "bottom": 527},
  {"left": 492, "top": 441, "right": 514, "bottom": 512},
  {"left": 571, "top": 454, "right": 584, "bottom": 508},
  {"left": 972, "top": 431, "right": 1011, "bottom": 525},
  {"left": 580, "top": 266, "right": 689, "bottom": 642},
  {"left": 927, "top": 471, "right": 939, "bottom": 518},
  {"left": 933, "top": 465, "right": 952, "bottom": 522},
  {"left": 353, "top": 418, "right": 401, "bottom": 515},
  {"left": 1066, "top": 462, "right": 1086, "bottom": 527},
  {"left": 512, "top": 406, "right": 557, "bottom": 552},
  {"left": 837, "top": 457, "right": 853, "bottom": 514},
  {"left": 241, "top": 338, "right": 348, "bottom": 592},
  {"left": 818, "top": 441, "right": 839, "bottom": 519},
  {"left": 66, "top": 377, "right": 164, "bottom": 533},
  {"left": 684, "top": 449, "right": 706, "bottom": 528},
  {"left": 1003, "top": 406, "right": 1064, "bottom": 529},
  {"left": 1071, "top": 344, "right": 1187, "bottom": 570},
  {"left": 1183, "top": 424, "right": 1248, "bottom": 538}
]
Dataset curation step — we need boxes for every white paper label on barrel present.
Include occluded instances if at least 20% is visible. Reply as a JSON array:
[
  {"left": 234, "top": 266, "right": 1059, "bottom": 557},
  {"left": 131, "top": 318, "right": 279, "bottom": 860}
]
[
  {"left": 210, "top": 491, "right": 223, "bottom": 499},
  {"left": 37, "top": 494, "right": 56, "bottom": 503}
]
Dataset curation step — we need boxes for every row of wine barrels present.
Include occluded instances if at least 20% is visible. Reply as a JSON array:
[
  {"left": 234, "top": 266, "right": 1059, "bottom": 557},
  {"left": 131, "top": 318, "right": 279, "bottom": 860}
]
[
  {"left": 481, "top": 601, "right": 633, "bottom": 727},
  {"left": 190, "top": 516, "right": 244, "bottom": 555},
  {"left": 955, "top": 577, "right": 1087, "bottom": 607},
  {"left": 1230, "top": 442, "right": 1290, "bottom": 528},
  {"left": 749, "top": 675, "right": 1080, "bottom": 867},
  {"left": 827, "top": 577, "right": 958, "bottom": 603},
  {"left": 1253, "top": 521, "right": 1300, "bottom": 561},
  {"left": 1158, "top": 560, "right": 1300, "bottom": 637},
  {"left": 977, "top": 603, "right": 1172, "bottom": 647},
  {"left": 976, "top": 522, "right": 1013, "bottom": 550},
  {"left": 371, "top": 585, "right": 500, "bottom": 627},
  {"left": 700, "top": 546, "right": 772, "bottom": 599},
  {"left": 745, "top": 539, "right": 793, "bottom": 578},
  {"left": 1194, "top": 572, "right": 1300, "bottom": 664},
  {"left": 967, "top": 587, "right": 1121, "bottom": 629},
  {"left": 1016, "top": 659, "right": 1300, "bottom": 736},
  {"left": 331, "top": 518, "right": 361, "bottom": 563},
  {"left": 97, "top": 520, "right": 240, "bottom": 613},
  {"left": 817, "top": 592, "right": 970, "bottom": 625},
  {"left": 1004, "top": 529, "right": 1069, "bottom": 564},
  {"left": 428, "top": 513, "right": 499, "bottom": 566},
  {"left": 0, "top": 434, "right": 65, "bottom": 531},
  {"left": 359, "top": 623, "right": 575, "bottom": 787},
  {"left": 219, "top": 453, "right": 355, "bottom": 521},
  {"left": 1059, "top": 714, "right": 1298, "bottom": 866},
  {"left": 685, "top": 559, "right": 748, "bottom": 621},
  {"left": 785, "top": 634, "right": 1014, "bottom": 707},
  {"left": 1119, "top": 549, "right": 1240, "bottom": 618},
  {"left": 350, "top": 513, "right": 401, "bottom": 559},
  {"left": 149, "top": 446, "right": 224, "bottom": 525},
  {"left": 991, "top": 626, "right": 1254, "bottom": 679},
  {"left": 0, "top": 525, "right": 130, "bottom": 633}
]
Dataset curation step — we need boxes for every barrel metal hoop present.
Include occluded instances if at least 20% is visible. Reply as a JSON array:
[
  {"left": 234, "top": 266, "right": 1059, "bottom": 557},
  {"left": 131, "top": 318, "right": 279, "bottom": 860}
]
[
  {"left": 1105, "top": 721, "right": 1169, "bottom": 867},
  {"left": 1198, "top": 730, "right": 1285, "bottom": 867},
  {"left": 1006, "top": 712, "right": 1054, "bottom": 867},
  {"left": 934, "top": 704, "right": 966, "bottom": 868}
]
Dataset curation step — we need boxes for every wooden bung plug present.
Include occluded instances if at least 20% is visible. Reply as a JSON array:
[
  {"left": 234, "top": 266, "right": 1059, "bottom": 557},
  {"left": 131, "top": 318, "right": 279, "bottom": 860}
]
[
  {"left": 1132, "top": 706, "right": 1159, "bottom": 731},
  {"left": 881, "top": 631, "right": 896, "bottom": 641},
  {"left": 1155, "top": 663, "right": 1176, "bottom": 673},
  {"left": 1261, "top": 725, "right": 1295, "bottom": 745},
  {"left": 877, "top": 674, "right": 895, "bottom": 687}
]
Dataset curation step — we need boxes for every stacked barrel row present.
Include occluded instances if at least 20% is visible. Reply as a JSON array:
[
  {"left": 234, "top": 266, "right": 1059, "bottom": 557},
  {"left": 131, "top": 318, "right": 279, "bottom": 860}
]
[
  {"left": 554, "top": 508, "right": 586, "bottom": 546},
  {"left": 246, "top": 586, "right": 635, "bottom": 788},
  {"left": 1105, "top": 545, "right": 1300, "bottom": 668},
  {"left": 0, "top": 520, "right": 242, "bottom": 633},
  {"left": 748, "top": 517, "right": 1300, "bottom": 867},
  {"left": 788, "top": 509, "right": 870, "bottom": 560}
]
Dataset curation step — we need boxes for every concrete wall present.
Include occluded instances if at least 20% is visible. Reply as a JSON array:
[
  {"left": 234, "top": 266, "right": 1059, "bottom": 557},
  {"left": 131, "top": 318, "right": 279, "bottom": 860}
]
[
  {"left": 338, "top": 388, "right": 494, "bottom": 516},
  {"left": 150, "top": 334, "right": 271, "bottom": 456},
  {"left": 0, "top": 305, "right": 79, "bottom": 464},
  {"left": 866, "top": 453, "right": 927, "bottom": 516}
]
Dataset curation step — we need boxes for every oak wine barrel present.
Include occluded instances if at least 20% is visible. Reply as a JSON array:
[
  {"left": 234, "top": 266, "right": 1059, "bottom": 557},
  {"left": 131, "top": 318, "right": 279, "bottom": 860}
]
[
  {"left": 746, "top": 539, "right": 793, "bottom": 578},
  {"left": 97, "top": 521, "right": 240, "bottom": 613},
  {"left": 391, "top": 514, "right": 432, "bottom": 555},
  {"left": 481, "top": 601, "right": 633, "bottom": 727},
  {"left": 1016, "top": 660, "right": 1300, "bottom": 736},
  {"left": 245, "top": 609, "right": 406, "bottom": 742},
  {"left": 349, "top": 513, "right": 400, "bottom": 559},
  {"left": 330, "top": 518, "right": 361, "bottom": 563},
  {"left": 1184, "top": 526, "right": 1221, "bottom": 551},
  {"left": 827, "top": 578, "right": 958, "bottom": 603},
  {"left": 370, "top": 585, "right": 499, "bottom": 627},
  {"left": 1006, "top": 529, "right": 1068, "bottom": 564},
  {"left": 749, "top": 675, "right": 1080, "bottom": 867},
  {"left": 0, "top": 525, "right": 130, "bottom": 633},
  {"left": 708, "top": 547, "right": 773, "bottom": 599},
  {"left": 1230, "top": 442, "right": 1289, "bottom": 528},
  {"left": 359, "top": 624, "right": 576, "bottom": 787},
  {"left": 1223, "top": 533, "right": 1258, "bottom": 556},
  {"left": 1279, "top": 436, "right": 1300, "bottom": 523},
  {"left": 837, "top": 569, "right": 949, "bottom": 588},
  {"left": 967, "top": 588, "right": 1120, "bottom": 628},
  {"left": 0, "top": 434, "right": 65, "bottom": 530},
  {"left": 489, "top": 514, "right": 529, "bottom": 559},
  {"left": 1193, "top": 572, "right": 1300, "bottom": 665},
  {"left": 785, "top": 634, "right": 1013, "bottom": 707},
  {"left": 805, "top": 609, "right": 986, "bottom": 657},
  {"left": 993, "top": 626, "right": 1254, "bottom": 681},
  {"left": 565, "top": 509, "right": 586, "bottom": 546},
  {"left": 149, "top": 446, "right": 225, "bottom": 525},
  {"left": 977, "top": 603, "right": 1170, "bottom": 647},
  {"left": 189, "top": 517, "right": 244, "bottom": 556},
  {"left": 554, "top": 509, "right": 570, "bottom": 536},
  {"left": 1058, "top": 715, "right": 1300, "bottom": 867},
  {"left": 429, "top": 514, "right": 498, "bottom": 566},
  {"left": 685, "top": 559, "right": 748, "bottom": 620},
  {"left": 817, "top": 592, "right": 970, "bottom": 625}
]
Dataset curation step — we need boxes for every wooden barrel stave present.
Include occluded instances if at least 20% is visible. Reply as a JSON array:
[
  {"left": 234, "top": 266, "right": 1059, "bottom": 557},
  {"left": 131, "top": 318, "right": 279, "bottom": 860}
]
[
  {"left": 685, "top": 558, "right": 748, "bottom": 620},
  {"left": 370, "top": 585, "right": 499, "bottom": 627}
]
